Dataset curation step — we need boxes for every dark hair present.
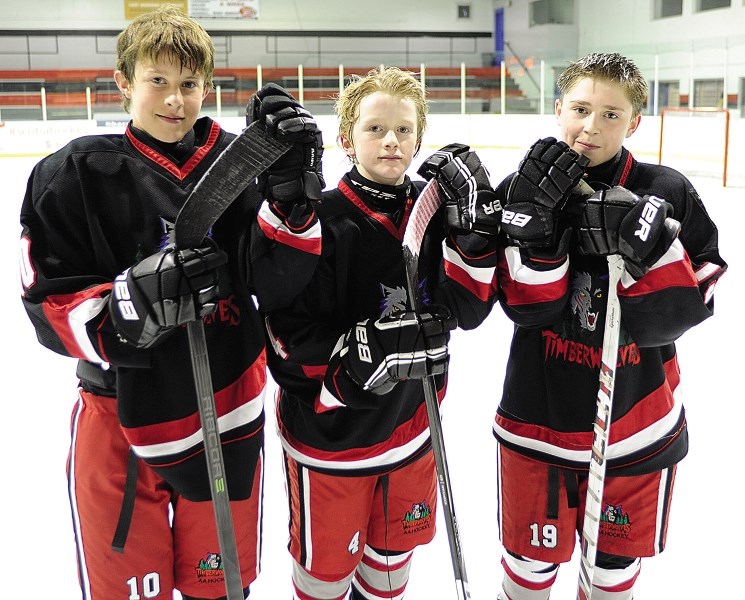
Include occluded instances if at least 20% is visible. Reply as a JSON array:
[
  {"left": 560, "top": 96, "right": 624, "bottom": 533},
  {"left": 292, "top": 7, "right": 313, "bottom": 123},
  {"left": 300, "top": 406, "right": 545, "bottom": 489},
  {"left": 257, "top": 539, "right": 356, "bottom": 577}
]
[{"left": 556, "top": 53, "right": 648, "bottom": 117}]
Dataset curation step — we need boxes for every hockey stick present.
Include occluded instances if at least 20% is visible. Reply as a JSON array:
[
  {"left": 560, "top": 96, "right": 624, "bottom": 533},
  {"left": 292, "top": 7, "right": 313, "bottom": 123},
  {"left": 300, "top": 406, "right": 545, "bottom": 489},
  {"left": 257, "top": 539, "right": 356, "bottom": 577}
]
[
  {"left": 175, "top": 121, "right": 291, "bottom": 600},
  {"left": 175, "top": 121, "right": 290, "bottom": 247},
  {"left": 402, "top": 178, "right": 470, "bottom": 600},
  {"left": 576, "top": 253, "right": 625, "bottom": 600}
]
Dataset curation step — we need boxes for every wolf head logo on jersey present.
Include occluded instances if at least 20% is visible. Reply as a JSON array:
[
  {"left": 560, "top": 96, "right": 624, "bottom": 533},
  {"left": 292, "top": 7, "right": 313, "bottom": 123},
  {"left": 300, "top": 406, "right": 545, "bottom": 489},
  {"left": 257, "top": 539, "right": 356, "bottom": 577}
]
[
  {"left": 379, "top": 278, "right": 431, "bottom": 318},
  {"left": 379, "top": 283, "right": 408, "bottom": 317},
  {"left": 570, "top": 271, "right": 602, "bottom": 331},
  {"left": 160, "top": 218, "right": 176, "bottom": 249}
]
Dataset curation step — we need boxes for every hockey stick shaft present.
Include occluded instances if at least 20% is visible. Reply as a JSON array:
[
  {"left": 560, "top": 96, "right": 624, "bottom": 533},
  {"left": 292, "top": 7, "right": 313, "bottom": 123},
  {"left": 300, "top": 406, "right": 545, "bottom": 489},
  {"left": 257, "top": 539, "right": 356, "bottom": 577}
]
[
  {"left": 402, "top": 179, "right": 470, "bottom": 600},
  {"left": 175, "top": 123, "right": 291, "bottom": 599},
  {"left": 186, "top": 320, "right": 244, "bottom": 599},
  {"left": 577, "top": 254, "right": 625, "bottom": 600},
  {"left": 421, "top": 371, "right": 470, "bottom": 600}
]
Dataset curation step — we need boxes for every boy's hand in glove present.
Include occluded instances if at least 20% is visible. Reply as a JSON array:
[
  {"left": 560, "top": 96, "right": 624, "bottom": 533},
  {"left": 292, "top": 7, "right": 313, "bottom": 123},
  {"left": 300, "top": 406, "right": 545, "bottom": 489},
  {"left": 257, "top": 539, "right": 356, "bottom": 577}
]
[
  {"left": 246, "top": 83, "right": 325, "bottom": 206},
  {"left": 418, "top": 143, "right": 501, "bottom": 236},
  {"left": 341, "top": 306, "right": 457, "bottom": 395},
  {"left": 501, "top": 137, "right": 589, "bottom": 247},
  {"left": 110, "top": 245, "right": 226, "bottom": 349},
  {"left": 575, "top": 186, "right": 681, "bottom": 278}
]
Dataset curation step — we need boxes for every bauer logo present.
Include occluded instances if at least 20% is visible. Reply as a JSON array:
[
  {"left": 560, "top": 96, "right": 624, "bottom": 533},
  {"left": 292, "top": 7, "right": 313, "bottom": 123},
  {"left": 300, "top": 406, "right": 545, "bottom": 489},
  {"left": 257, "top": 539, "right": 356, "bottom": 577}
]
[
  {"left": 634, "top": 195, "right": 663, "bottom": 242},
  {"left": 482, "top": 199, "right": 502, "bottom": 215},
  {"left": 113, "top": 270, "right": 139, "bottom": 320},
  {"left": 501, "top": 209, "right": 532, "bottom": 227}
]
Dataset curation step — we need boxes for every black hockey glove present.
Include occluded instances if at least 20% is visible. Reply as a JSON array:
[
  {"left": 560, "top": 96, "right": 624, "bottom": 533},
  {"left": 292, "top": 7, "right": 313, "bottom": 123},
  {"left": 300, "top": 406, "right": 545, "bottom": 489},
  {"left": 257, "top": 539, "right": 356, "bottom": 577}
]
[
  {"left": 418, "top": 143, "right": 501, "bottom": 236},
  {"left": 501, "top": 137, "right": 589, "bottom": 247},
  {"left": 574, "top": 186, "right": 638, "bottom": 256},
  {"left": 575, "top": 187, "right": 681, "bottom": 278},
  {"left": 246, "top": 83, "right": 325, "bottom": 205},
  {"left": 341, "top": 306, "right": 457, "bottom": 395},
  {"left": 109, "top": 244, "right": 227, "bottom": 349}
]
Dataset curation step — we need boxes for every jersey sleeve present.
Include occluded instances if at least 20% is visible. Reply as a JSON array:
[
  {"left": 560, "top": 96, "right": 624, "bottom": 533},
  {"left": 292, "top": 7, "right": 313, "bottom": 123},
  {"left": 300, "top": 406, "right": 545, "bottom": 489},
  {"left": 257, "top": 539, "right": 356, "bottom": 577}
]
[
  {"left": 617, "top": 181, "right": 727, "bottom": 347},
  {"left": 435, "top": 229, "right": 499, "bottom": 330},
  {"left": 249, "top": 197, "right": 322, "bottom": 311},
  {"left": 494, "top": 174, "right": 572, "bottom": 327},
  {"left": 413, "top": 180, "right": 498, "bottom": 331},
  {"left": 264, "top": 270, "right": 373, "bottom": 415},
  {"left": 19, "top": 160, "right": 150, "bottom": 369}
]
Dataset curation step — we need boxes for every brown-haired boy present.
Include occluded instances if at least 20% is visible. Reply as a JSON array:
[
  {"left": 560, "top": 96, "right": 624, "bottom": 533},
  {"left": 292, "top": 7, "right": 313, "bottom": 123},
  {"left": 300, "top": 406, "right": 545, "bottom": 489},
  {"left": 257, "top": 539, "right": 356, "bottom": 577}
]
[
  {"left": 494, "top": 52, "right": 727, "bottom": 599},
  {"left": 19, "top": 5, "right": 323, "bottom": 598}
]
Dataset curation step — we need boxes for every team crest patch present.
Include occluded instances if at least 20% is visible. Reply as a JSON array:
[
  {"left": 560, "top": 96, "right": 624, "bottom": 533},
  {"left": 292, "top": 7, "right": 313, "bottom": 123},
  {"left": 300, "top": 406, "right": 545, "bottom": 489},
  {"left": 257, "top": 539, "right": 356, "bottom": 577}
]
[
  {"left": 599, "top": 502, "right": 632, "bottom": 540},
  {"left": 380, "top": 283, "right": 408, "bottom": 317},
  {"left": 570, "top": 271, "right": 602, "bottom": 331},
  {"left": 195, "top": 552, "right": 225, "bottom": 585},
  {"left": 159, "top": 216, "right": 213, "bottom": 252},
  {"left": 160, "top": 217, "right": 176, "bottom": 250},
  {"left": 401, "top": 499, "right": 434, "bottom": 535},
  {"left": 379, "top": 277, "right": 430, "bottom": 318}
]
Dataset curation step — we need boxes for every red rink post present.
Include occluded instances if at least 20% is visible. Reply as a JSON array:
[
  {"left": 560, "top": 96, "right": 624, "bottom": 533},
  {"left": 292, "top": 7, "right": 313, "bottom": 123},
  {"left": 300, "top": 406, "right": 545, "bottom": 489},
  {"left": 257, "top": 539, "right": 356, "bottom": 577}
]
[{"left": 658, "top": 107, "right": 731, "bottom": 187}]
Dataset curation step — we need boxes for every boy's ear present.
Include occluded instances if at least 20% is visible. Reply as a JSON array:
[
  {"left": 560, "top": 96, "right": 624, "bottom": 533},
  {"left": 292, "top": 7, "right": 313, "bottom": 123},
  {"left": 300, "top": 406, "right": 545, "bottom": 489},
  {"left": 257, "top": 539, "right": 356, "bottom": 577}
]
[
  {"left": 626, "top": 114, "right": 642, "bottom": 138},
  {"left": 114, "top": 70, "right": 130, "bottom": 97},
  {"left": 340, "top": 134, "right": 354, "bottom": 157}
]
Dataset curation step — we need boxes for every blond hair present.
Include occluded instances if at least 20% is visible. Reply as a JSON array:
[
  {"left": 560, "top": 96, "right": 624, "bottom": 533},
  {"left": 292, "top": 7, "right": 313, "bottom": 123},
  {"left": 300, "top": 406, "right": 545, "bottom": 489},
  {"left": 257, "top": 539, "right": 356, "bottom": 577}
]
[
  {"left": 335, "top": 66, "right": 429, "bottom": 155},
  {"left": 556, "top": 53, "right": 648, "bottom": 118},
  {"left": 116, "top": 5, "right": 214, "bottom": 112}
]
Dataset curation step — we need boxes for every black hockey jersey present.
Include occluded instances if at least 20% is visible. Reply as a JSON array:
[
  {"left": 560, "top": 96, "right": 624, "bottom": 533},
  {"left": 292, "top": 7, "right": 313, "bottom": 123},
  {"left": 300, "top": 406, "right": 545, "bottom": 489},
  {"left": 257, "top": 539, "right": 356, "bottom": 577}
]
[
  {"left": 19, "top": 117, "right": 321, "bottom": 500},
  {"left": 494, "top": 147, "right": 727, "bottom": 475},
  {"left": 264, "top": 168, "right": 497, "bottom": 475}
]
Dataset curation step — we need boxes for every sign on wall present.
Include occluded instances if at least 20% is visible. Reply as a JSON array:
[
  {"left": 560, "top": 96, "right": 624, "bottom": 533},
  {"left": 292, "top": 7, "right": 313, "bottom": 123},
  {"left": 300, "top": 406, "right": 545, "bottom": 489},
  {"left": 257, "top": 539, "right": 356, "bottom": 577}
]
[
  {"left": 124, "top": 0, "right": 258, "bottom": 20},
  {"left": 124, "top": 1, "right": 189, "bottom": 20},
  {"left": 189, "top": 0, "right": 259, "bottom": 19}
]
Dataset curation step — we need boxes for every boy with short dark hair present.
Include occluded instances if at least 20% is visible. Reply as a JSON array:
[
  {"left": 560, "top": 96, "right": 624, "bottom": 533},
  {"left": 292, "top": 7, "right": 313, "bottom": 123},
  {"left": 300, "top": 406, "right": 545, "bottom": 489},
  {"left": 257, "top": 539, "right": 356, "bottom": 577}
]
[{"left": 493, "top": 52, "right": 727, "bottom": 599}]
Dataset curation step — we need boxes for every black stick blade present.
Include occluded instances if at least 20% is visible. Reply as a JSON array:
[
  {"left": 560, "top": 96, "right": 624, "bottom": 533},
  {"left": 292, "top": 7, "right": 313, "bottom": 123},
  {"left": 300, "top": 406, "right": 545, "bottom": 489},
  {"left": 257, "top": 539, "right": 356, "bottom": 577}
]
[{"left": 175, "top": 121, "right": 291, "bottom": 248}]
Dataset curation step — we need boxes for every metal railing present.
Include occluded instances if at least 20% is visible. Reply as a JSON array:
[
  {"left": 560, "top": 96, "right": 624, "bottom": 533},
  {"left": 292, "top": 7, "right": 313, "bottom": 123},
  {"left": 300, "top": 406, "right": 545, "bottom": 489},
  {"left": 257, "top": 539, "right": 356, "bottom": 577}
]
[{"left": 0, "top": 63, "right": 527, "bottom": 122}]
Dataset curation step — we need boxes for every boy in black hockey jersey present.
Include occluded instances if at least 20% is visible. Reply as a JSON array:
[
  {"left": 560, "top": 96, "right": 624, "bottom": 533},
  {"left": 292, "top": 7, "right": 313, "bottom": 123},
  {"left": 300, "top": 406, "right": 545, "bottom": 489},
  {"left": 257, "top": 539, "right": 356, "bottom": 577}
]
[
  {"left": 493, "top": 52, "right": 727, "bottom": 599},
  {"left": 19, "top": 6, "right": 322, "bottom": 599},
  {"left": 260, "top": 65, "right": 501, "bottom": 599}
]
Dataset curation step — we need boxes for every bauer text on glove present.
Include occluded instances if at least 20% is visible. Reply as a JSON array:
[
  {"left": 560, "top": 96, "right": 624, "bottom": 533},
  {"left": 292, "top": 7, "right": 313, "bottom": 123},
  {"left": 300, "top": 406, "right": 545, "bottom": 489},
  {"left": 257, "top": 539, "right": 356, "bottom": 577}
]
[
  {"left": 109, "top": 245, "right": 227, "bottom": 349},
  {"left": 341, "top": 306, "right": 457, "bottom": 395},
  {"left": 501, "top": 137, "right": 589, "bottom": 247},
  {"left": 575, "top": 186, "right": 681, "bottom": 278},
  {"left": 418, "top": 143, "right": 501, "bottom": 236}
]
